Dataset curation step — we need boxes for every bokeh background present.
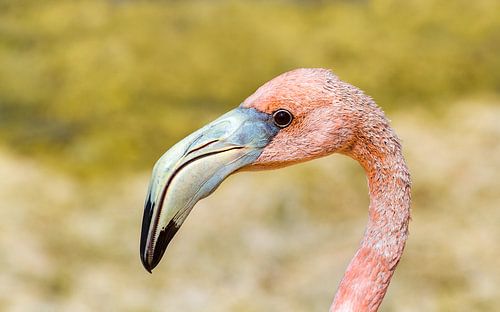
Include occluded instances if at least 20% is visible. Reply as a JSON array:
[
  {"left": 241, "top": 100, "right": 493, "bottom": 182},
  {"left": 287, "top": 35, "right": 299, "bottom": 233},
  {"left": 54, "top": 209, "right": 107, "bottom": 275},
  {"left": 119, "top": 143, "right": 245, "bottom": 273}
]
[{"left": 1, "top": 0, "right": 499, "bottom": 311}]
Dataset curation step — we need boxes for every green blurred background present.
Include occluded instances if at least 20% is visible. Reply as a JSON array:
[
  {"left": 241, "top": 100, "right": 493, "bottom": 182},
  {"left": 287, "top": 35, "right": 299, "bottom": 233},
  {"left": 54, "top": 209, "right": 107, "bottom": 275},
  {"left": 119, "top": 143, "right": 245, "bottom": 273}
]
[{"left": 1, "top": 0, "right": 499, "bottom": 311}]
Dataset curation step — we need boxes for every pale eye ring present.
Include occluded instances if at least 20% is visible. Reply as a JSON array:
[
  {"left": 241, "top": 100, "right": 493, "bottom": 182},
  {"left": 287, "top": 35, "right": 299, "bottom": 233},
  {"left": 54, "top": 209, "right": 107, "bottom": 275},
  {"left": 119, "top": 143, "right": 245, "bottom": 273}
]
[{"left": 272, "top": 109, "right": 293, "bottom": 128}]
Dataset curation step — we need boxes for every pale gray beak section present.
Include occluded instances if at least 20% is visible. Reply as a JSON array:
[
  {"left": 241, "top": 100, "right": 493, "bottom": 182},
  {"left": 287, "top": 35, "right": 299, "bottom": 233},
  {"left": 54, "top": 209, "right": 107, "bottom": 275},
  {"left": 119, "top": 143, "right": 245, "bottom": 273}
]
[{"left": 140, "top": 107, "right": 278, "bottom": 272}]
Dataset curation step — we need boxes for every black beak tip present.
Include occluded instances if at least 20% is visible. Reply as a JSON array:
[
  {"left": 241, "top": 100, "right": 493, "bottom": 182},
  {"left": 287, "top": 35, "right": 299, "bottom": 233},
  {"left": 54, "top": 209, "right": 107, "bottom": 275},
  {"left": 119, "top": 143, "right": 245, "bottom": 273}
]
[
  {"left": 140, "top": 196, "right": 157, "bottom": 274},
  {"left": 141, "top": 250, "right": 163, "bottom": 274},
  {"left": 144, "top": 265, "right": 153, "bottom": 274},
  {"left": 139, "top": 220, "right": 181, "bottom": 274},
  {"left": 140, "top": 254, "right": 154, "bottom": 274}
]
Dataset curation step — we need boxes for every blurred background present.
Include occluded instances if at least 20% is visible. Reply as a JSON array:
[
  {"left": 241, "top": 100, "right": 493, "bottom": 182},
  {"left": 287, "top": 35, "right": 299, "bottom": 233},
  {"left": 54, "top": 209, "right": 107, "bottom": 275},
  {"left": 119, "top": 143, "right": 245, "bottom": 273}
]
[{"left": 0, "top": 0, "right": 499, "bottom": 311}]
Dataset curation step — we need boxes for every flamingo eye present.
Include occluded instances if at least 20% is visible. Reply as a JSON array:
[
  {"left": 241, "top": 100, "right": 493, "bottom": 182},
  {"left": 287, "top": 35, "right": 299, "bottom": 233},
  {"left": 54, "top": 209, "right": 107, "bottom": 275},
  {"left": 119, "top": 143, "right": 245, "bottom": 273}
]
[{"left": 272, "top": 109, "right": 293, "bottom": 128}]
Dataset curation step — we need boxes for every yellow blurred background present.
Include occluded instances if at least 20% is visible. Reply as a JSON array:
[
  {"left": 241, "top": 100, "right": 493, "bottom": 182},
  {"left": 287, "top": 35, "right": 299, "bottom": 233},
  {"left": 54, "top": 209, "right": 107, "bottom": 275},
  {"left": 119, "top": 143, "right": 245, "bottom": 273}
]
[{"left": 1, "top": 0, "right": 499, "bottom": 311}]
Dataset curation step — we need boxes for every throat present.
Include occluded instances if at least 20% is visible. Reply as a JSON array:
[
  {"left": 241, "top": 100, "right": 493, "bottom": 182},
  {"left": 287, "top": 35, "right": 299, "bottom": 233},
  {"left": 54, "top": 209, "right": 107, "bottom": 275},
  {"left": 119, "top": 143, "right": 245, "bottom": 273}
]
[{"left": 331, "top": 133, "right": 411, "bottom": 312}]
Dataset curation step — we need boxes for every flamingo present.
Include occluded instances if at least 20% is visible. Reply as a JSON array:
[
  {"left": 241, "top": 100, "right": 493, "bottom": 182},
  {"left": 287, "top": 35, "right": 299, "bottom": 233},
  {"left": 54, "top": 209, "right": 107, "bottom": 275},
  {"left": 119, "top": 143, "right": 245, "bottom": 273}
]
[{"left": 140, "top": 68, "right": 411, "bottom": 311}]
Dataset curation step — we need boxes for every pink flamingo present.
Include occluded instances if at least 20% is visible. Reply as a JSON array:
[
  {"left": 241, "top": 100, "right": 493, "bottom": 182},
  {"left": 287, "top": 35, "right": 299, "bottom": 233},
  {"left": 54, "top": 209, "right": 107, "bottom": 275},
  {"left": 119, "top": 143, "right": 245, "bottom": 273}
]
[{"left": 140, "top": 68, "right": 411, "bottom": 311}]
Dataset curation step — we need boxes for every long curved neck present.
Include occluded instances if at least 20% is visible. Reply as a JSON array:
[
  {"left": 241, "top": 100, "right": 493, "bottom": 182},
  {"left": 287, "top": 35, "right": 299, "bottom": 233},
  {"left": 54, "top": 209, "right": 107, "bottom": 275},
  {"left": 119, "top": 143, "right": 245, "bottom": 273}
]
[{"left": 331, "top": 125, "right": 411, "bottom": 312}]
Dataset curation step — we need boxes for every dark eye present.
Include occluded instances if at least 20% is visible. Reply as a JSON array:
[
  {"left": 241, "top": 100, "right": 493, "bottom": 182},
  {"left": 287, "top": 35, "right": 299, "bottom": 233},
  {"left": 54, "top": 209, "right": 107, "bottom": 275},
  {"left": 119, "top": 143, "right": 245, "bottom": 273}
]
[{"left": 272, "top": 109, "right": 293, "bottom": 128}]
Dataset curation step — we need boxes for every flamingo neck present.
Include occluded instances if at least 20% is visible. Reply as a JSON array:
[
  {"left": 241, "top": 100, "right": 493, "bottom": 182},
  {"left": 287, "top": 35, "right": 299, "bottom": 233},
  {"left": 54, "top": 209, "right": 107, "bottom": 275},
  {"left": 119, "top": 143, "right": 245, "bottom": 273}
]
[{"left": 331, "top": 129, "right": 411, "bottom": 312}]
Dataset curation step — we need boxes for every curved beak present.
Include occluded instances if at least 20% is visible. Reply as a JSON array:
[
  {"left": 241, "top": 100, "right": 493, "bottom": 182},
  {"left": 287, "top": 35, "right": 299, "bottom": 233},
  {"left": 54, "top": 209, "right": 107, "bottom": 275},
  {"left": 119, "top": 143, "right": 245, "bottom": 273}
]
[{"left": 140, "top": 107, "right": 278, "bottom": 272}]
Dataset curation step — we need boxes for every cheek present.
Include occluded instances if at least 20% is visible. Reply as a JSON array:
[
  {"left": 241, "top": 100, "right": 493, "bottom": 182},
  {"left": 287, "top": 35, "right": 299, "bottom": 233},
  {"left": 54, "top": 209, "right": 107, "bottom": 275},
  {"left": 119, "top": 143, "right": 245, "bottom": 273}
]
[
  {"left": 252, "top": 120, "right": 349, "bottom": 169},
  {"left": 251, "top": 134, "right": 311, "bottom": 169},
  {"left": 251, "top": 112, "right": 356, "bottom": 169}
]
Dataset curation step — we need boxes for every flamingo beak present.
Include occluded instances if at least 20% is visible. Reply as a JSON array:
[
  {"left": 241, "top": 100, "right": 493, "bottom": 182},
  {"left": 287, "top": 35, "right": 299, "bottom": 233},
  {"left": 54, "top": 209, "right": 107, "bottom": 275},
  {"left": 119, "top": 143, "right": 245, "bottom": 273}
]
[{"left": 140, "top": 107, "right": 279, "bottom": 272}]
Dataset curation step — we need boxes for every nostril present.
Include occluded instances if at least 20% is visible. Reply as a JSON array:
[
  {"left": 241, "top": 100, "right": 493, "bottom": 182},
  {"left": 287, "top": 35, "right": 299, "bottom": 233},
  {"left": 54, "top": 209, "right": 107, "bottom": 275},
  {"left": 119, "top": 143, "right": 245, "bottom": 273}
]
[{"left": 185, "top": 139, "right": 219, "bottom": 156}]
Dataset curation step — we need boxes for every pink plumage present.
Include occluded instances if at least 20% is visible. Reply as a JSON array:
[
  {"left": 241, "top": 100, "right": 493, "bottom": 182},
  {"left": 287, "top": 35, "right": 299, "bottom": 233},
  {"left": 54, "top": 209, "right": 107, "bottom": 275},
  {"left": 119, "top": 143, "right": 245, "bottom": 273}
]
[{"left": 243, "top": 69, "right": 411, "bottom": 311}]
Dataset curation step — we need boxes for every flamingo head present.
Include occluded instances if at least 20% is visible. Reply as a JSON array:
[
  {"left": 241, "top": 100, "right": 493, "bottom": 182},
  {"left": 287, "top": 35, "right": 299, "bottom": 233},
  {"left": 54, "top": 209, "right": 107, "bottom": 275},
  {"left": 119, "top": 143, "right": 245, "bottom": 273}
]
[{"left": 140, "top": 68, "right": 369, "bottom": 272}]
